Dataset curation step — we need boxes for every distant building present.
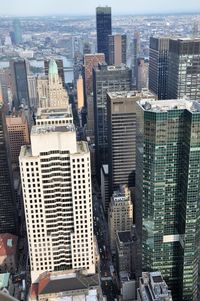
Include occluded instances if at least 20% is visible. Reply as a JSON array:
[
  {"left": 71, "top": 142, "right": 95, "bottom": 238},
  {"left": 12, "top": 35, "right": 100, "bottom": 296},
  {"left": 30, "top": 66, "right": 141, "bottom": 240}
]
[
  {"left": 10, "top": 59, "right": 29, "bottom": 109},
  {"left": 0, "top": 234, "right": 18, "bottom": 273},
  {"left": 149, "top": 37, "right": 170, "bottom": 99},
  {"left": 6, "top": 113, "right": 30, "bottom": 165},
  {"left": 44, "top": 59, "right": 65, "bottom": 88},
  {"left": 29, "top": 271, "right": 102, "bottom": 301},
  {"left": 77, "top": 75, "right": 84, "bottom": 110},
  {"left": 12, "top": 19, "right": 22, "bottom": 45},
  {"left": 100, "top": 164, "right": 109, "bottom": 214},
  {"left": 137, "top": 272, "right": 173, "bottom": 301},
  {"left": 37, "top": 59, "right": 69, "bottom": 108},
  {"left": 108, "top": 34, "right": 127, "bottom": 66},
  {"left": 27, "top": 75, "right": 37, "bottom": 109},
  {"left": 108, "top": 186, "right": 133, "bottom": 252},
  {"left": 85, "top": 95, "right": 95, "bottom": 143},
  {"left": 96, "top": 6, "right": 112, "bottom": 63},
  {"left": 93, "top": 64, "right": 132, "bottom": 176},
  {"left": 132, "top": 32, "right": 141, "bottom": 85},
  {"left": 136, "top": 58, "right": 149, "bottom": 91},
  {"left": 83, "top": 53, "right": 105, "bottom": 97}
]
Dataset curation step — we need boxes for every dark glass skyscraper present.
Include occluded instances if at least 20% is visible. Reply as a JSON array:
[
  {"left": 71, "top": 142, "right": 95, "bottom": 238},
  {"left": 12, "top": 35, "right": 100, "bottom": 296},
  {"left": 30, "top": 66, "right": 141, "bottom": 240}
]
[
  {"left": 0, "top": 103, "right": 17, "bottom": 235},
  {"left": 136, "top": 98, "right": 200, "bottom": 301},
  {"left": 93, "top": 64, "right": 132, "bottom": 176},
  {"left": 10, "top": 59, "right": 30, "bottom": 109},
  {"left": 149, "top": 37, "right": 170, "bottom": 100},
  {"left": 96, "top": 7, "right": 112, "bottom": 64}
]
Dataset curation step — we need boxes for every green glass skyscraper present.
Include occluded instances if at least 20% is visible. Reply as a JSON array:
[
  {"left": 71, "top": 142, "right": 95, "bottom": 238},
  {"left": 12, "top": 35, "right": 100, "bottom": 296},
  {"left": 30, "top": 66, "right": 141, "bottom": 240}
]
[{"left": 136, "top": 98, "right": 200, "bottom": 301}]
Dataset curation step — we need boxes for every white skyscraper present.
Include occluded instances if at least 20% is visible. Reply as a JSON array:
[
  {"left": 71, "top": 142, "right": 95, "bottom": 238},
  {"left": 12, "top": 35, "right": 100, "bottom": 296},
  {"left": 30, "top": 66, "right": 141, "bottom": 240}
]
[{"left": 19, "top": 121, "right": 95, "bottom": 283}]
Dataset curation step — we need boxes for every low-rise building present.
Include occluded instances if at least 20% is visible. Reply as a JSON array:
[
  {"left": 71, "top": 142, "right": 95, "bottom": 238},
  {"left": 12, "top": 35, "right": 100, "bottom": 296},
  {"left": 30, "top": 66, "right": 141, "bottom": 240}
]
[{"left": 0, "top": 234, "right": 18, "bottom": 273}]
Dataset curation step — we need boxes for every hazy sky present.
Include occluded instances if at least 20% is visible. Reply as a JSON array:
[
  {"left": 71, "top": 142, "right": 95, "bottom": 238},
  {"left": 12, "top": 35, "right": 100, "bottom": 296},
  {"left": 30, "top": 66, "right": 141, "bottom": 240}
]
[{"left": 2, "top": 0, "right": 200, "bottom": 16}]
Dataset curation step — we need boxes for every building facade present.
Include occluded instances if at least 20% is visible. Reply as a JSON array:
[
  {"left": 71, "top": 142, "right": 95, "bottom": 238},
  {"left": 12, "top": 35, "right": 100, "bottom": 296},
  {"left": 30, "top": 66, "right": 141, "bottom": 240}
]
[
  {"left": 96, "top": 7, "right": 112, "bottom": 63},
  {"left": 108, "top": 34, "right": 127, "bottom": 66},
  {"left": 0, "top": 104, "right": 17, "bottom": 235},
  {"left": 93, "top": 64, "right": 132, "bottom": 175},
  {"left": 108, "top": 185, "right": 133, "bottom": 252},
  {"left": 149, "top": 37, "right": 170, "bottom": 100},
  {"left": 136, "top": 98, "right": 200, "bottom": 300},
  {"left": 20, "top": 121, "right": 95, "bottom": 283}
]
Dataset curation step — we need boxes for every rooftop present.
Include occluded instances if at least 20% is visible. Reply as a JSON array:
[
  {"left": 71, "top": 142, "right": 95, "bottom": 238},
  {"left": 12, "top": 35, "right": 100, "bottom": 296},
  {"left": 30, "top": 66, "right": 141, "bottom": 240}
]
[
  {"left": 138, "top": 98, "right": 200, "bottom": 113},
  {"left": 36, "top": 107, "right": 72, "bottom": 120},
  {"left": 0, "top": 234, "right": 18, "bottom": 257},
  {"left": 117, "top": 231, "right": 132, "bottom": 243},
  {"left": 108, "top": 90, "right": 154, "bottom": 100},
  {"left": 0, "top": 273, "right": 10, "bottom": 289},
  {"left": 31, "top": 272, "right": 99, "bottom": 296},
  {"left": 31, "top": 124, "right": 75, "bottom": 135}
]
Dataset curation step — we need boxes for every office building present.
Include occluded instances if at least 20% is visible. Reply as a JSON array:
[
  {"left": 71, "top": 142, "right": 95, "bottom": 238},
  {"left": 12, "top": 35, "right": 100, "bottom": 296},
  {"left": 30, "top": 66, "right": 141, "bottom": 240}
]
[
  {"left": 108, "top": 34, "right": 127, "bottom": 66},
  {"left": 83, "top": 53, "right": 105, "bottom": 97},
  {"left": 84, "top": 95, "right": 95, "bottom": 143},
  {"left": 168, "top": 37, "right": 200, "bottom": 100},
  {"left": 0, "top": 103, "right": 17, "bottom": 235},
  {"left": 6, "top": 113, "right": 30, "bottom": 165},
  {"left": 136, "top": 98, "right": 200, "bottom": 300},
  {"left": 100, "top": 165, "right": 109, "bottom": 214},
  {"left": 44, "top": 59, "right": 65, "bottom": 88},
  {"left": 107, "top": 90, "right": 154, "bottom": 193},
  {"left": 136, "top": 58, "right": 149, "bottom": 91},
  {"left": 108, "top": 185, "right": 133, "bottom": 252},
  {"left": 93, "top": 64, "right": 132, "bottom": 175},
  {"left": 132, "top": 32, "right": 141, "bottom": 85},
  {"left": 12, "top": 19, "right": 22, "bottom": 45},
  {"left": 116, "top": 231, "right": 133, "bottom": 273},
  {"left": 96, "top": 7, "right": 112, "bottom": 63},
  {"left": 77, "top": 75, "right": 84, "bottom": 110},
  {"left": 137, "top": 272, "right": 173, "bottom": 301},
  {"left": 20, "top": 119, "right": 95, "bottom": 283},
  {"left": 37, "top": 59, "right": 69, "bottom": 108},
  {"left": 10, "top": 59, "right": 30, "bottom": 109},
  {"left": 27, "top": 75, "right": 37, "bottom": 109},
  {"left": 149, "top": 37, "right": 170, "bottom": 99}
]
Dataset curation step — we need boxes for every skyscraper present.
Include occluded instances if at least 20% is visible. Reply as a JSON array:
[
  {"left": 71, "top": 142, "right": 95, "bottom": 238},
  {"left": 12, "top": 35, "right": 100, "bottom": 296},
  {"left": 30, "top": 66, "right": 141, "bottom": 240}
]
[
  {"left": 108, "top": 34, "right": 127, "bottom": 66},
  {"left": 168, "top": 37, "right": 200, "bottom": 100},
  {"left": 44, "top": 59, "right": 65, "bottom": 88},
  {"left": 136, "top": 98, "right": 200, "bottom": 301},
  {"left": 37, "top": 60, "right": 69, "bottom": 108},
  {"left": 96, "top": 7, "right": 112, "bottom": 63},
  {"left": 20, "top": 116, "right": 95, "bottom": 283},
  {"left": 136, "top": 58, "right": 149, "bottom": 91},
  {"left": 12, "top": 19, "right": 22, "bottom": 45},
  {"left": 0, "top": 103, "right": 17, "bottom": 235},
  {"left": 93, "top": 64, "right": 132, "bottom": 175},
  {"left": 132, "top": 32, "right": 141, "bottom": 85},
  {"left": 10, "top": 59, "right": 30, "bottom": 109},
  {"left": 83, "top": 53, "right": 105, "bottom": 97},
  {"left": 149, "top": 37, "right": 170, "bottom": 99},
  {"left": 107, "top": 90, "right": 154, "bottom": 194}
]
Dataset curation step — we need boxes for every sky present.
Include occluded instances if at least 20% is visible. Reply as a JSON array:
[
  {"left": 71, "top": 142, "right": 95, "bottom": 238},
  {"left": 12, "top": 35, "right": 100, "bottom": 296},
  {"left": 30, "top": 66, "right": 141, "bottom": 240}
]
[{"left": 1, "top": 0, "right": 200, "bottom": 16}]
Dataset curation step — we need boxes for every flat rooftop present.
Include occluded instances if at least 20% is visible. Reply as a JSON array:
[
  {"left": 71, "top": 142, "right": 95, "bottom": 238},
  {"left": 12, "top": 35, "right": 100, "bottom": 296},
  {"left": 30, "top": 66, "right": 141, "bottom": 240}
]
[
  {"left": 31, "top": 124, "right": 75, "bottom": 135},
  {"left": 37, "top": 107, "right": 72, "bottom": 120},
  {"left": 108, "top": 90, "right": 154, "bottom": 100},
  {"left": 117, "top": 231, "right": 132, "bottom": 243},
  {"left": 138, "top": 98, "right": 200, "bottom": 113}
]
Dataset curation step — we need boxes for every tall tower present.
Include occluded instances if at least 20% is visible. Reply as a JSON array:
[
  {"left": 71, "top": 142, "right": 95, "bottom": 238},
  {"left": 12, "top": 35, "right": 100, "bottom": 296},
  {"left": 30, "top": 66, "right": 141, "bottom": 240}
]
[
  {"left": 10, "top": 59, "right": 30, "bottom": 109},
  {"left": 19, "top": 119, "right": 95, "bottom": 283},
  {"left": 108, "top": 34, "right": 127, "bottom": 66},
  {"left": 93, "top": 64, "right": 132, "bottom": 176},
  {"left": 44, "top": 59, "right": 65, "bottom": 88},
  {"left": 96, "top": 7, "right": 112, "bottom": 64},
  {"left": 136, "top": 98, "right": 200, "bottom": 301},
  {"left": 168, "top": 37, "right": 200, "bottom": 100},
  {"left": 12, "top": 19, "right": 22, "bottom": 45},
  {"left": 0, "top": 103, "right": 17, "bottom": 235},
  {"left": 149, "top": 37, "right": 170, "bottom": 99}
]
